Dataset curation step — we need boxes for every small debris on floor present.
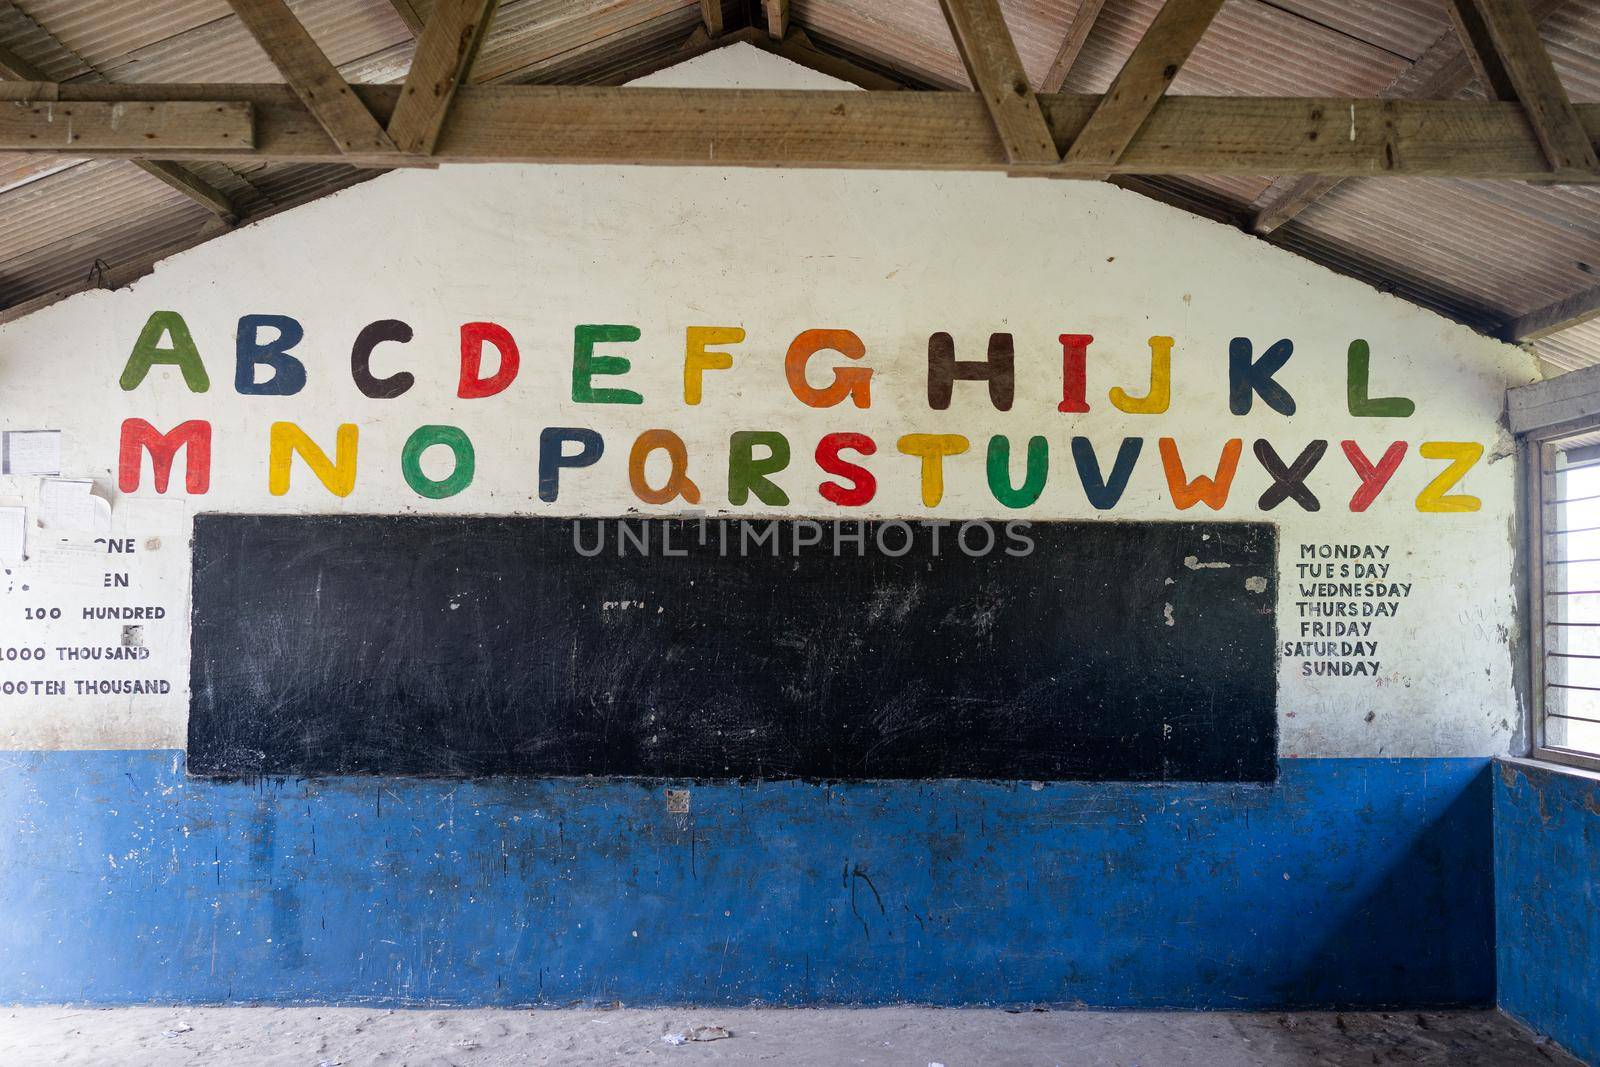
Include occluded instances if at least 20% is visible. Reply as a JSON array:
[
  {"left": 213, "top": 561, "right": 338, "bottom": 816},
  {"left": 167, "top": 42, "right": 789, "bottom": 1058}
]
[{"left": 663, "top": 1024, "right": 732, "bottom": 1045}]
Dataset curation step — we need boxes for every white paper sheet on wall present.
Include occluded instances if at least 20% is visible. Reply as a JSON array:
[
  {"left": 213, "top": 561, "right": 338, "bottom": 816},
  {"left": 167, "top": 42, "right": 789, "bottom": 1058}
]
[
  {"left": 2, "top": 430, "right": 61, "bottom": 475},
  {"left": 38, "top": 479, "right": 110, "bottom": 534},
  {"left": 0, "top": 506, "right": 24, "bottom": 559}
]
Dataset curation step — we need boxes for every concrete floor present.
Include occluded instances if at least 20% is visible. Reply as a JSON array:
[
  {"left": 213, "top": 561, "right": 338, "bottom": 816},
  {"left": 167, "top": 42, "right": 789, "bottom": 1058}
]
[{"left": 0, "top": 1006, "right": 1581, "bottom": 1066}]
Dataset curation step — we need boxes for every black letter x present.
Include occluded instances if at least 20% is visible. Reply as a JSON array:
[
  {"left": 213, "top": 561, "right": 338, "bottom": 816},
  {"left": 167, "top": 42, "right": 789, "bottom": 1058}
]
[{"left": 1255, "top": 439, "right": 1327, "bottom": 511}]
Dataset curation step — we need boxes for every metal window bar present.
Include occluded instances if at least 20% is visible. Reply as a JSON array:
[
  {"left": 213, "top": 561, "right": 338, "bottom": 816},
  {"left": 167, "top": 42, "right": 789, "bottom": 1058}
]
[
  {"left": 1546, "top": 456, "right": 1600, "bottom": 475},
  {"left": 1534, "top": 427, "right": 1600, "bottom": 771}
]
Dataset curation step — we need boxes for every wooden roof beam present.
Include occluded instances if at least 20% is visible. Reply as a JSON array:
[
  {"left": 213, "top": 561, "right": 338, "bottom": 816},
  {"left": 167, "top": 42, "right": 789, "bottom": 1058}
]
[
  {"left": 1447, "top": 0, "right": 1598, "bottom": 175},
  {"left": 764, "top": 0, "right": 789, "bottom": 41},
  {"left": 0, "top": 99, "right": 251, "bottom": 151},
  {"left": 226, "top": 0, "right": 398, "bottom": 155},
  {"left": 1, "top": 84, "right": 1598, "bottom": 182},
  {"left": 700, "top": 0, "right": 723, "bottom": 38},
  {"left": 1060, "top": 0, "right": 1223, "bottom": 172},
  {"left": 132, "top": 160, "right": 240, "bottom": 220},
  {"left": 1251, "top": 0, "right": 1569, "bottom": 235},
  {"left": 938, "top": 0, "right": 1059, "bottom": 165},
  {"left": 1447, "top": 0, "right": 1518, "bottom": 100},
  {"left": 0, "top": 34, "right": 240, "bottom": 222},
  {"left": 752, "top": 29, "right": 907, "bottom": 91},
  {"left": 387, "top": 0, "right": 498, "bottom": 155},
  {"left": 1040, "top": 0, "right": 1107, "bottom": 93},
  {"left": 0, "top": 40, "right": 42, "bottom": 81},
  {"left": 750, "top": 28, "right": 1208, "bottom": 231},
  {"left": 386, "top": 0, "right": 427, "bottom": 37},
  {"left": 1251, "top": 174, "right": 1340, "bottom": 235},
  {"left": 1503, "top": 283, "right": 1600, "bottom": 343}
]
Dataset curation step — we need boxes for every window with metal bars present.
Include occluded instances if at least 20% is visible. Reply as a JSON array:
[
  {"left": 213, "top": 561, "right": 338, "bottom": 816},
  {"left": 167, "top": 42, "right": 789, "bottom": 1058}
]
[{"left": 1530, "top": 428, "right": 1600, "bottom": 770}]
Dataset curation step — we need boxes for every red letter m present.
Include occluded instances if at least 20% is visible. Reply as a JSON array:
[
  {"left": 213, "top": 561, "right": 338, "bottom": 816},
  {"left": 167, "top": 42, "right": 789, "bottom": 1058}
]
[{"left": 118, "top": 419, "right": 211, "bottom": 494}]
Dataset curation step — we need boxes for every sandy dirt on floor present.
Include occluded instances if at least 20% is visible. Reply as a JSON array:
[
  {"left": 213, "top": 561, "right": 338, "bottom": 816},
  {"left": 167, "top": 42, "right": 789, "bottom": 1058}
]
[{"left": 0, "top": 1006, "right": 1580, "bottom": 1067}]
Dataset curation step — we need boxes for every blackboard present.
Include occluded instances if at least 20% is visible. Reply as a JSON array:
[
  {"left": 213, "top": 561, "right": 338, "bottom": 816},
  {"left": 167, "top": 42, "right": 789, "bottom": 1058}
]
[{"left": 188, "top": 516, "right": 1278, "bottom": 781}]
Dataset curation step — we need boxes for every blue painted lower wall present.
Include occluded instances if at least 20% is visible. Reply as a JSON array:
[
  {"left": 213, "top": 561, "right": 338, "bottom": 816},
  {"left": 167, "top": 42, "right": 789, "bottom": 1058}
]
[
  {"left": 1496, "top": 759, "right": 1600, "bottom": 1065},
  {"left": 0, "top": 752, "right": 1492, "bottom": 1008}
]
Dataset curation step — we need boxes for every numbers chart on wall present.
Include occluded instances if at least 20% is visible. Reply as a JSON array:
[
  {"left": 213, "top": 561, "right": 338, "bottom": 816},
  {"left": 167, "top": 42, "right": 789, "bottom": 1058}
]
[{"left": 0, "top": 493, "right": 185, "bottom": 733}]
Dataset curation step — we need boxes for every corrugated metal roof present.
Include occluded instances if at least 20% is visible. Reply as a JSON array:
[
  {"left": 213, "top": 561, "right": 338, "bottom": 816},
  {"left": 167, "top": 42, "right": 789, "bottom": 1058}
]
[
  {"left": 1163, "top": 174, "right": 1276, "bottom": 207},
  {"left": 89, "top": 0, "right": 411, "bottom": 82},
  {"left": 0, "top": 167, "right": 212, "bottom": 307},
  {"left": 12, "top": 1, "right": 229, "bottom": 70},
  {"left": 1284, "top": 178, "right": 1600, "bottom": 314},
  {"left": 513, "top": 4, "right": 712, "bottom": 85},
  {"left": 1261, "top": 0, "right": 1447, "bottom": 61},
  {"left": 0, "top": 0, "right": 1598, "bottom": 372},
  {"left": 1546, "top": 1, "right": 1600, "bottom": 101},
  {"left": 0, "top": 4, "right": 88, "bottom": 78},
  {"left": 1066, "top": 0, "right": 1410, "bottom": 96},
  {"left": 1537, "top": 319, "right": 1600, "bottom": 372},
  {"left": 475, "top": 0, "right": 693, "bottom": 82},
  {"left": 794, "top": 0, "right": 966, "bottom": 88}
]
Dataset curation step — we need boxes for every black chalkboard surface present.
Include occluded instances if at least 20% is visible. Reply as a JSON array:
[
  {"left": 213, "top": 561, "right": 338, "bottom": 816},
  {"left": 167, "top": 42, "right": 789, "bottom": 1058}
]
[{"left": 188, "top": 516, "right": 1277, "bottom": 781}]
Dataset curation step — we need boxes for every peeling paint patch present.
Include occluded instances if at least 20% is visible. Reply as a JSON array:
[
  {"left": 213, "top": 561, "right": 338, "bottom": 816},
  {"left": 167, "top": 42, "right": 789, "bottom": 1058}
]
[
  {"left": 1183, "top": 555, "right": 1230, "bottom": 570},
  {"left": 1244, "top": 576, "right": 1268, "bottom": 594}
]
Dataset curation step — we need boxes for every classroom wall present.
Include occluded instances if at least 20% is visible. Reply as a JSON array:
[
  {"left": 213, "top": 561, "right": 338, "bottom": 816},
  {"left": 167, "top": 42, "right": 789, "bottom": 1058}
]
[
  {"left": 1496, "top": 759, "right": 1600, "bottom": 1062},
  {"left": 0, "top": 45, "right": 1535, "bottom": 1007},
  {"left": 1, "top": 752, "right": 1492, "bottom": 1007}
]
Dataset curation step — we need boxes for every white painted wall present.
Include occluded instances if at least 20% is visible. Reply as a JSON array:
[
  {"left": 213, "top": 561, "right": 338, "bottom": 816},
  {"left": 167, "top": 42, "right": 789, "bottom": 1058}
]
[{"left": 0, "top": 45, "right": 1536, "bottom": 757}]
